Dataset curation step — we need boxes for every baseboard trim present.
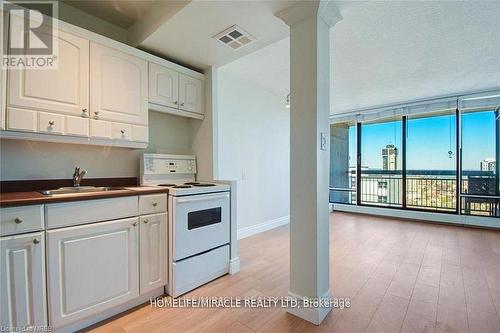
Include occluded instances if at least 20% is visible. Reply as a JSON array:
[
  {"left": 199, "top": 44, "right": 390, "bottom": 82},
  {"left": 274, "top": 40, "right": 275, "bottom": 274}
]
[
  {"left": 237, "top": 215, "right": 289, "bottom": 239},
  {"left": 287, "top": 289, "right": 333, "bottom": 325},
  {"left": 229, "top": 257, "right": 240, "bottom": 274}
]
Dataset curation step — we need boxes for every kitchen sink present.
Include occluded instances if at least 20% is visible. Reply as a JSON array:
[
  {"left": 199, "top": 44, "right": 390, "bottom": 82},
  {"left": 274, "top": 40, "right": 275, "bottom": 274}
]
[{"left": 38, "top": 186, "right": 126, "bottom": 196}]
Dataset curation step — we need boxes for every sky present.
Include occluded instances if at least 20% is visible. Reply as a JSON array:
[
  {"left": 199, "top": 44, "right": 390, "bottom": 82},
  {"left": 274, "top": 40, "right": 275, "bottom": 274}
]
[{"left": 347, "top": 110, "right": 497, "bottom": 171}]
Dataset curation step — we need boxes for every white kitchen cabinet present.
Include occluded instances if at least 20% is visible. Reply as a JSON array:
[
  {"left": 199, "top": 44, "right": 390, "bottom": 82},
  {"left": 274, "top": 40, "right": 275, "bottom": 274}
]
[
  {"left": 91, "top": 43, "right": 148, "bottom": 126},
  {"left": 7, "top": 108, "right": 37, "bottom": 132},
  {"left": 38, "top": 112, "right": 64, "bottom": 135},
  {"left": 8, "top": 19, "right": 89, "bottom": 118},
  {"left": 140, "top": 213, "right": 167, "bottom": 294},
  {"left": 179, "top": 73, "right": 204, "bottom": 115},
  {"left": 89, "top": 119, "right": 112, "bottom": 139},
  {"left": 149, "top": 62, "right": 179, "bottom": 109},
  {"left": 111, "top": 122, "right": 132, "bottom": 141},
  {"left": 0, "top": 232, "right": 47, "bottom": 328},
  {"left": 65, "top": 115, "right": 89, "bottom": 137},
  {"left": 47, "top": 217, "right": 139, "bottom": 328}
]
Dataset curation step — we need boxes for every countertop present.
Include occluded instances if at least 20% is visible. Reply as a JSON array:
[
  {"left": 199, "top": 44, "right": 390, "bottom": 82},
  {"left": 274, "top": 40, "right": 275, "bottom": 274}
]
[{"left": 0, "top": 186, "right": 168, "bottom": 208}]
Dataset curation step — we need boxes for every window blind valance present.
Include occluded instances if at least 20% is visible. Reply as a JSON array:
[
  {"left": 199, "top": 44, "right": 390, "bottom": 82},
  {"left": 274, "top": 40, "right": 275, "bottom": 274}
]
[{"left": 330, "top": 89, "right": 500, "bottom": 124}]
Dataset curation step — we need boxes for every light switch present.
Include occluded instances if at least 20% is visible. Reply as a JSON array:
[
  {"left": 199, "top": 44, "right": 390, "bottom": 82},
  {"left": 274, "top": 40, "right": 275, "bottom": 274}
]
[{"left": 320, "top": 132, "right": 327, "bottom": 151}]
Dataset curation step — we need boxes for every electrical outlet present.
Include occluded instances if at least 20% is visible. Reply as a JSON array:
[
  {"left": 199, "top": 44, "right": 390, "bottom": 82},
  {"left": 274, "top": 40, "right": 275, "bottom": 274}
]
[{"left": 320, "top": 132, "right": 327, "bottom": 151}]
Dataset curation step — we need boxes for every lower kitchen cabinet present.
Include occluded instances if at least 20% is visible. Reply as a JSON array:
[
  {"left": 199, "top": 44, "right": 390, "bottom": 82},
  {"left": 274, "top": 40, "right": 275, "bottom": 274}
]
[
  {"left": 0, "top": 232, "right": 47, "bottom": 328},
  {"left": 140, "top": 213, "right": 167, "bottom": 294},
  {"left": 46, "top": 217, "right": 139, "bottom": 328}
]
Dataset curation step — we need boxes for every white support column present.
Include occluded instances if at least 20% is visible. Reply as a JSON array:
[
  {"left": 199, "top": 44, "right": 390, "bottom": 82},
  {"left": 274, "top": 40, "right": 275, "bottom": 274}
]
[{"left": 276, "top": 1, "right": 342, "bottom": 325}]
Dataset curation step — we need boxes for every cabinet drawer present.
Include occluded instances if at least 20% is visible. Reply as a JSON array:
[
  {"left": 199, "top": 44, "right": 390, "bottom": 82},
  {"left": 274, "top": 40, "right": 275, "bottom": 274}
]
[
  {"left": 139, "top": 194, "right": 167, "bottom": 215},
  {"left": 132, "top": 124, "right": 148, "bottom": 142},
  {"left": 7, "top": 108, "right": 37, "bottom": 132},
  {"left": 65, "top": 115, "right": 89, "bottom": 137},
  {"left": 111, "top": 122, "right": 132, "bottom": 141},
  {"left": 90, "top": 119, "right": 111, "bottom": 139},
  {"left": 46, "top": 196, "right": 138, "bottom": 229},
  {"left": 0, "top": 205, "right": 44, "bottom": 236},
  {"left": 39, "top": 112, "right": 64, "bottom": 134}
]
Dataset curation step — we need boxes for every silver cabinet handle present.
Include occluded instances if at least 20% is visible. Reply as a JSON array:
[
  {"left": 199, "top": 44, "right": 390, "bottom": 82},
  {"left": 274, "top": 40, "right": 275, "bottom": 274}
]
[
  {"left": 133, "top": 222, "right": 138, "bottom": 227},
  {"left": 180, "top": 102, "right": 185, "bottom": 106},
  {"left": 94, "top": 111, "right": 99, "bottom": 119},
  {"left": 152, "top": 202, "right": 158, "bottom": 207},
  {"left": 143, "top": 219, "right": 149, "bottom": 224},
  {"left": 82, "top": 108, "right": 88, "bottom": 117},
  {"left": 33, "top": 238, "right": 41, "bottom": 244},
  {"left": 49, "top": 120, "right": 55, "bottom": 126},
  {"left": 174, "top": 101, "right": 178, "bottom": 105},
  {"left": 14, "top": 217, "right": 23, "bottom": 224},
  {"left": 82, "top": 108, "right": 87, "bottom": 112},
  {"left": 120, "top": 129, "right": 126, "bottom": 134}
]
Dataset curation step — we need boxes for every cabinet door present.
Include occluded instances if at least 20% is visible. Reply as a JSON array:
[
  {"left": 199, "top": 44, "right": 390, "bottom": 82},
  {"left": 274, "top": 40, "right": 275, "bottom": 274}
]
[
  {"left": 0, "top": 232, "right": 47, "bottom": 328},
  {"left": 178, "top": 74, "right": 203, "bottom": 114},
  {"left": 8, "top": 16, "right": 89, "bottom": 117},
  {"left": 47, "top": 218, "right": 139, "bottom": 328},
  {"left": 91, "top": 43, "right": 148, "bottom": 125},
  {"left": 149, "top": 63, "right": 179, "bottom": 109},
  {"left": 140, "top": 213, "right": 167, "bottom": 294}
]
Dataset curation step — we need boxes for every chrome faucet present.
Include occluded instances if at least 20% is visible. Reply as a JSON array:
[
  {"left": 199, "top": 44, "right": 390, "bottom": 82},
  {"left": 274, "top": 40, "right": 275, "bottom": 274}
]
[{"left": 73, "top": 167, "right": 87, "bottom": 187}]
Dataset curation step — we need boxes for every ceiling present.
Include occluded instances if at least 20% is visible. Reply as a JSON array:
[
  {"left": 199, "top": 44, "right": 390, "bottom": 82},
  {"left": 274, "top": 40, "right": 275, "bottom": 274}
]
[
  {"left": 221, "top": 1, "right": 500, "bottom": 114},
  {"left": 138, "top": 0, "right": 297, "bottom": 69},
  {"left": 62, "top": 0, "right": 158, "bottom": 28}
]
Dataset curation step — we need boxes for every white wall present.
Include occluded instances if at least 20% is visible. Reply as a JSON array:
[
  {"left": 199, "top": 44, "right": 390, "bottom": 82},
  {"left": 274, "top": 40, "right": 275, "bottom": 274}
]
[
  {"left": 217, "top": 70, "right": 290, "bottom": 236},
  {"left": 0, "top": 112, "right": 192, "bottom": 180}
]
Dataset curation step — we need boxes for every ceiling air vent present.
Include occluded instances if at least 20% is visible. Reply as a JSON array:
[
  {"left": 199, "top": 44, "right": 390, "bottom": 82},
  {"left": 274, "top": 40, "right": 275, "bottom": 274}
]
[{"left": 214, "top": 25, "right": 255, "bottom": 50}]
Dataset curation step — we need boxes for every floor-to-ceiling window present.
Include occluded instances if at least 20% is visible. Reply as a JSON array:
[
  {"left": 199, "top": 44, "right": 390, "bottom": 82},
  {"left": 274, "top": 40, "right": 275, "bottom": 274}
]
[
  {"left": 330, "top": 122, "right": 357, "bottom": 204},
  {"left": 460, "top": 107, "right": 499, "bottom": 217},
  {"left": 360, "top": 118, "right": 402, "bottom": 207},
  {"left": 406, "top": 111, "right": 457, "bottom": 212},
  {"left": 329, "top": 90, "right": 499, "bottom": 223}
]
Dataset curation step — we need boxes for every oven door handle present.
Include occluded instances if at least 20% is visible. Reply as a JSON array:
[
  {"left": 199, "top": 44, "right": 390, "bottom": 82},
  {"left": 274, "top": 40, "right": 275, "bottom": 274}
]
[{"left": 175, "top": 193, "right": 229, "bottom": 204}]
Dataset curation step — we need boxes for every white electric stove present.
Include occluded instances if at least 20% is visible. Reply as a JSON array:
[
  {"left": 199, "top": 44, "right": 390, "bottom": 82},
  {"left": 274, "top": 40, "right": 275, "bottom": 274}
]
[{"left": 140, "top": 153, "right": 230, "bottom": 297}]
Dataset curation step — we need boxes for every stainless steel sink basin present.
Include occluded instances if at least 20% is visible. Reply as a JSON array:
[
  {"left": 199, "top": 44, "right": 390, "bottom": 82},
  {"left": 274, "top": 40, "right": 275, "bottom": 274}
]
[{"left": 39, "top": 186, "right": 125, "bottom": 196}]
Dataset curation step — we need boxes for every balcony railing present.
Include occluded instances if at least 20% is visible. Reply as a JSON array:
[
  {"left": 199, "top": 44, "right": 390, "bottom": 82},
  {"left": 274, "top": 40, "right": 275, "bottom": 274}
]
[{"left": 330, "top": 170, "right": 499, "bottom": 217}]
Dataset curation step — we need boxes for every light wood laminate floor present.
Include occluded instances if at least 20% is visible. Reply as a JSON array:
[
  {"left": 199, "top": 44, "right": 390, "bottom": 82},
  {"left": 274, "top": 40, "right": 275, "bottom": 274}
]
[{"left": 88, "top": 212, "right": 500, "bottom": 333}]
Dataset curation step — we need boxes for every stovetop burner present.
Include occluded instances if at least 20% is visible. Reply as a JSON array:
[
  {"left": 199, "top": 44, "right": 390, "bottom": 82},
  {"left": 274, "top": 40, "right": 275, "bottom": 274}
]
[
  {"left": 173, "top": 185, "right": 192, "bottom": 189},
  {"left": 193, "top": 183, "right": 216, "bottom": 187},
  {"left": 157, "top": 183, "right": 176, "bottom": 187}
]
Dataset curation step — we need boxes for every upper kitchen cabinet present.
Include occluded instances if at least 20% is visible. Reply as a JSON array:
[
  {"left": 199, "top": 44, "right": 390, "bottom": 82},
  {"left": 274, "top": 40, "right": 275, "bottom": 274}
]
[
  {"left": 179, "top": 74, "right": 204, "bottom": 115},
  {"left": 7, "top": 17, "right": 89, "bottom": 118},
  {"left": 149, "top": 62, "right": 179, "bottom": 109},
  {"left": 148, "top": 62, "right": 205, "bottom": 119},
  {"left": 91, "top": 43, "right": 148, "bottom": 126}
]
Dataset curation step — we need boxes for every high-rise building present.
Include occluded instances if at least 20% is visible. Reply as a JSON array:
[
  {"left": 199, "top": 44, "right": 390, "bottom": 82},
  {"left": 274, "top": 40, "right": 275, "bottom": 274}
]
[
  {"left": 480, "top": 158, "right": 496, "bottom": 172},
  {"left": 382, "top": 144, "right": 398, "bottom": 170}
]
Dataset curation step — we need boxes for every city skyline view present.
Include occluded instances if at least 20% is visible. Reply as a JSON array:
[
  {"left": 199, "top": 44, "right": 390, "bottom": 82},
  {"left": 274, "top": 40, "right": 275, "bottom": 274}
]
[{"left": 347, "top": 110, "right": 497, "bottom": 171}]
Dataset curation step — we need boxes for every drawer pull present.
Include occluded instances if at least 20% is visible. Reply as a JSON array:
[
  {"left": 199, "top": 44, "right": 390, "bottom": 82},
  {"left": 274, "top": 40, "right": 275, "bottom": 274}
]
[
  {"left": 180, "top": 102, "right": 185, "bottom": 107},
  {"left": 133, "top": 222, "right": 138, "bottom": 227},
  {"left": 143, "top": 219, "right": 149, "bottom": 224},
  {"left": 152, "top": 202, "right": 158, "bottom": 207},
  {"left": 33, "top": 238, "right": 41, "bottom": 244},
  {"left": 174, "top": 101, "right": 178, "bottom": 105},
  {"left": 121, "top": 129, "right": 126, "bottom": 134},
  {"left": 14, "top": 217, "right": 23, "bottom": 224},
  {"left": 49, "top": 120, "right": 55, "bottom": 126}
]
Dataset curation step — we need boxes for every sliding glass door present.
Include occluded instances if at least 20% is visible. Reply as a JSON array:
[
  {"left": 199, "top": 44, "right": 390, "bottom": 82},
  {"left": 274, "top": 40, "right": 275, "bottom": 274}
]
[
  {"left": 406, "top": 111, "right": 457, "bottom": 212},
  {"left": 360, "top": 119, "right": 402, "bottom": 207}
]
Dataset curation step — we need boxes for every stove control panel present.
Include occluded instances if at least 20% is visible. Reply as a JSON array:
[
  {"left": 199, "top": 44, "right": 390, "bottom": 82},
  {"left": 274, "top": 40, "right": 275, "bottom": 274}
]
[{"left": 142, "top": 154, "right": 197, "bottom": 175}]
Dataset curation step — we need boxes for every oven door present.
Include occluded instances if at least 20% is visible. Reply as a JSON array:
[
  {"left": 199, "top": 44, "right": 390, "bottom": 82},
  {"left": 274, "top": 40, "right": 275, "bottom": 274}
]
[{"left": 172, "top": 192, "right": 230, "bottom": 260}]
